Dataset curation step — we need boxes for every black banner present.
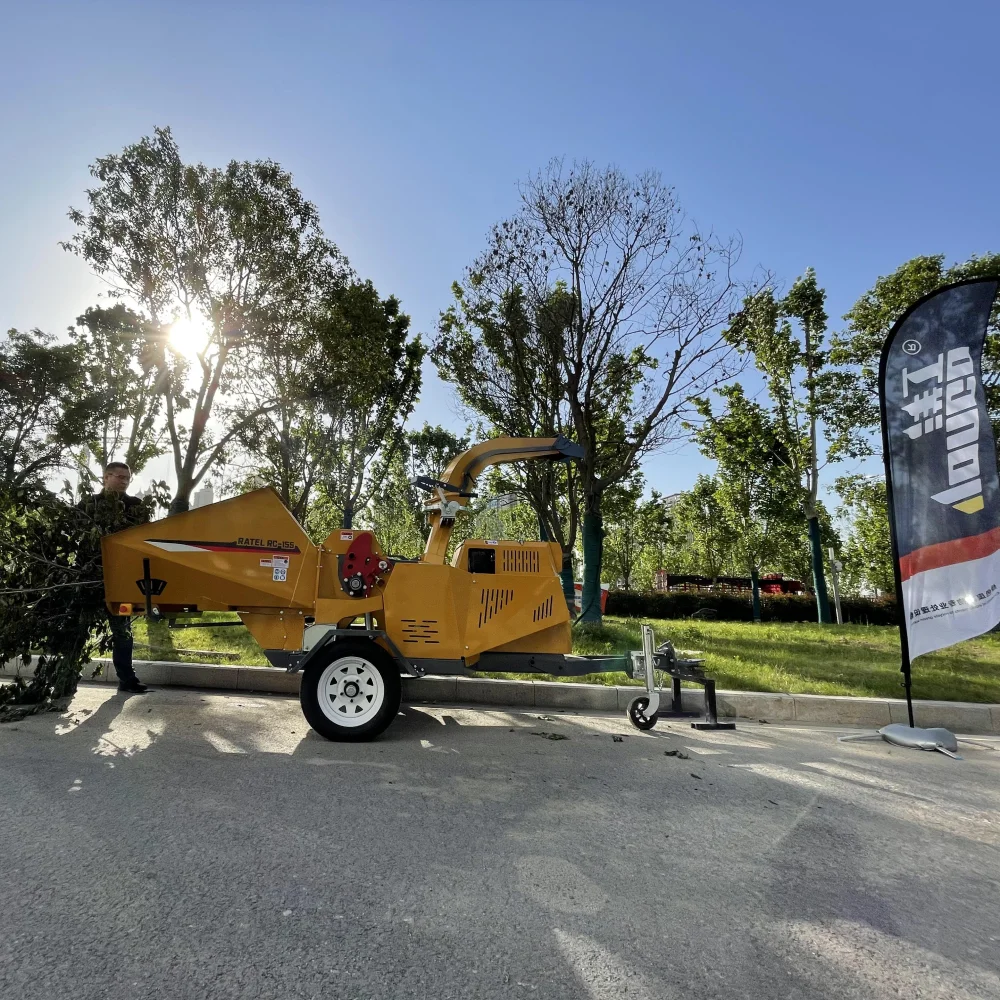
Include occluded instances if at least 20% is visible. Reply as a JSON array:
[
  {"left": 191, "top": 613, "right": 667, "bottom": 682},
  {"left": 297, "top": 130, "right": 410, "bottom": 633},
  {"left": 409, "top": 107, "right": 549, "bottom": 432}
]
[{"left": 879, "top": 278, "right": 1000, "bottom": 659}]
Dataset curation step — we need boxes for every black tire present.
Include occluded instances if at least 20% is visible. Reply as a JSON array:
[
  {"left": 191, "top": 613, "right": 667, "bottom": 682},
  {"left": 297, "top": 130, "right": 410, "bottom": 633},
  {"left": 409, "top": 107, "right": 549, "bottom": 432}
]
[
  {"left": 627, "top": 695, "right": 658, "bottom": 731},
  {"left": 299, "top": 639, "right": 402, "bottom": 742}
]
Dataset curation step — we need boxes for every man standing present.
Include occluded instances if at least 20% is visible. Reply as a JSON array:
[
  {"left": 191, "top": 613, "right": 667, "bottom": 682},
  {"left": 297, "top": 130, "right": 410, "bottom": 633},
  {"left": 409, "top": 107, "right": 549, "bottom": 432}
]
[{"left": 79, "top": 462, "right": 152, "bottom": 694}]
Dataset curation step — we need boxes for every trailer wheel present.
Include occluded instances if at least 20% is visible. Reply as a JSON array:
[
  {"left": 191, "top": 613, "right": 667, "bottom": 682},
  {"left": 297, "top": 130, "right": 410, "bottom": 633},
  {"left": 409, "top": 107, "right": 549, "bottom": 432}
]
[
  {"left": 627, "top": 695, "right": 658, "bottom": 731},
  {"left": 300, "top": 639, "right": 401, "bottom": 742}
]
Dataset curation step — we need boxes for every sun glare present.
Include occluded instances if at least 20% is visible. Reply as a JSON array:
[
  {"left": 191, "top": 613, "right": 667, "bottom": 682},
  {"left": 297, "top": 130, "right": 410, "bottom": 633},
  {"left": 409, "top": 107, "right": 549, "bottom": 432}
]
[{"left": 168, "top": 316, "right": 211, "bottom": 356}]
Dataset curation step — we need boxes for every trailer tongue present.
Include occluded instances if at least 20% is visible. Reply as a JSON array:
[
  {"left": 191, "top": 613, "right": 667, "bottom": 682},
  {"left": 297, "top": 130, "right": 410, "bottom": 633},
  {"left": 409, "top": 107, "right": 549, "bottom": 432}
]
[{"left": 101, "top": 436, "right": 728, "bottom": 739}]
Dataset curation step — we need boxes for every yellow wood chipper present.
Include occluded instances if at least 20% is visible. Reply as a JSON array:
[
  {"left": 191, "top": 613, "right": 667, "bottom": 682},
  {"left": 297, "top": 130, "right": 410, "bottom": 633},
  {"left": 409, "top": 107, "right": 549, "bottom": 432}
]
[{"left": 101, "top": 436, "right": 728, "bottom": 739}]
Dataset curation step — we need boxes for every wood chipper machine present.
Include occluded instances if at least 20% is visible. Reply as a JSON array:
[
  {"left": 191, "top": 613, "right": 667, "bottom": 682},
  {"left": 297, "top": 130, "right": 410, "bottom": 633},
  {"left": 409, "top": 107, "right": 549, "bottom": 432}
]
[{"left": 101, "top": 436, "right": 729, "bottom": 739}]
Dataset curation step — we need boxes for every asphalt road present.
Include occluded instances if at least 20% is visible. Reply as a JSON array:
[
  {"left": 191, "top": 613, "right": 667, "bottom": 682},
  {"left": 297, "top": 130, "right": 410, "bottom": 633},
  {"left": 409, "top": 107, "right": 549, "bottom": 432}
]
[{"left": 1, "top": 685, "right": 999, "bottom": 1000}]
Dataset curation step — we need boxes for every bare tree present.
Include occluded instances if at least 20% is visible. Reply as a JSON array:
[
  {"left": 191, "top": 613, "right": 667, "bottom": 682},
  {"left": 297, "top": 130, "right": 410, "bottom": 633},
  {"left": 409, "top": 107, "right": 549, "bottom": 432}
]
[{"left": 446, "top": 160, "right": 751, "bottom": 620}]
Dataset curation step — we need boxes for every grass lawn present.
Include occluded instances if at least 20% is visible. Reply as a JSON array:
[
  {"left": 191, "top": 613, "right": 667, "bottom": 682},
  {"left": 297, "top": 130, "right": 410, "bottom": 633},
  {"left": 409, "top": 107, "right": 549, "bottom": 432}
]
[{"left": 132, "top": 614, "right": 1000, "bottom": 705}]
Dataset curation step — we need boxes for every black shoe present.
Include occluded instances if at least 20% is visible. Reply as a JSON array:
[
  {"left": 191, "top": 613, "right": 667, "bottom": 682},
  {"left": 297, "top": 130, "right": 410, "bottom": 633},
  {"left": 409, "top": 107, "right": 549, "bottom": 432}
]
[{"left": 118, "top": 681, "right": 150, "bottom": 694}]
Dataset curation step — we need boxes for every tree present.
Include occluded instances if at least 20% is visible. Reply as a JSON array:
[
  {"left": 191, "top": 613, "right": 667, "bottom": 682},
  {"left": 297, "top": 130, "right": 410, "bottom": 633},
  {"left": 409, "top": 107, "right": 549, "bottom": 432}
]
[
  {"left": 0, "top": 328, "right": 104, "bottom": 489},
  {"left": 265, "top": 281, "right": 425, "bottom": 532},
  {"left": 600, "top": 476, "right": 646, "bottom": 591},
  {"left": 405, "top": 423, "right": 472, "bottom": 487},
  {"left": 63, "top": 126, "right": 349, "bottom": 512},
  {"left": 835, "top": 474, "right": 894, "bottom": 596},
  {"left": 441, "top": 160, "right": 747, "bottom": 621},
  {"left": 436, "top": 282, "right": 581, "bottom": 605},
  {"left": 832, "top": 253, "right": 1000, "bottom": 433},
  {"left": 724, "top": 269, "right": 861, "bottom": 623},
  {"left": 629, "top": 491, "right": 674, "bottom": 591},
  {"left": 694, "top": 386, "right": 813, "bottom": 620},
  {"left": 355, "top": 449, "right": 425, "bottom": 558},
  {"left": 314, "top": 282, "right": 424, "bottom": 528},
  {"left": 70, "top": 304, "right": 165, "bottom": 487},
  {"left": 664, "top": 476, "right": 737, "bottom": 580},
  {"left": 342, "top": 424, "right": 472, "bottom": 559}
]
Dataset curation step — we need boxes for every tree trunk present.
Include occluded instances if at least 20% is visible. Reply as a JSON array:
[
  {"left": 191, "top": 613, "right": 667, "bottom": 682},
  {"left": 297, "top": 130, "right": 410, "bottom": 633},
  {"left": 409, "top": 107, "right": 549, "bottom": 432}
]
[
  {"left": 343, "top": 498, "right": 354, "bottom": 530},
  {"left": 170, "top": 466, "right": 195, "bottom": 515},
  {"left": 580, "top": 510, "right": 604, "bottom": 624},
  {"left": 807, "top": 515, "right": 832, "bottom": 624},
  {"left": 750, "top": 566, "right": 762, "bottom": 624},
  {"left": 560, "top": 550, "right": 576, "bottom": 614}
]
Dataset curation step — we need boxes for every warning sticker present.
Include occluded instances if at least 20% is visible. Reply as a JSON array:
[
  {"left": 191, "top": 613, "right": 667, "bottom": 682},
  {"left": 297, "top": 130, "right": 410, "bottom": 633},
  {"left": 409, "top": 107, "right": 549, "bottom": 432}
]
[
  {"left": 271, "top": 554, "right": 289, "bottom": 582},
  {"left": 259, "top": 558, "right": 273, "bottom": 567},
  {"left": 340, "top": 531, "right": 354, "bottom": 541}
]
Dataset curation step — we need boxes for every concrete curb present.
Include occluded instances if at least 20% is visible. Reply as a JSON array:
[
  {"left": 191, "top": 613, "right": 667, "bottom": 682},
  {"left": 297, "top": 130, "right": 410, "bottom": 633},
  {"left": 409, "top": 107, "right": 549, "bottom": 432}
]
[{"left": 3, "top": 657, "right": 999, "bottom": 733}]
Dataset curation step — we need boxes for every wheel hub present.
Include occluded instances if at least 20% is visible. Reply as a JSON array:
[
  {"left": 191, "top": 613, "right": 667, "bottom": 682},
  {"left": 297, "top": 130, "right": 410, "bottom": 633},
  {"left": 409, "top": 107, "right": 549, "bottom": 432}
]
[{"left": 316, "top": 655, "right": 386, "bottom": 728}]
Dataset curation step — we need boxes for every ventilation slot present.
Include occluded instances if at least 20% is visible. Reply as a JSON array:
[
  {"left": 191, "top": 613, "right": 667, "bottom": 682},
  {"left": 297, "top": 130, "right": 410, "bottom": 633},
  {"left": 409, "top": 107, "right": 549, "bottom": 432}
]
[
  {"left": 478, "top": 588, "right": 514, "bottom": 627},
  {"left": 532, "top": 595, "right": 554, "bottom": 623},
  {"left": 501, "top": 548, "right": 539, "bottom": 574},
  {"left": 400, "top": 619, "right": 441, "bottom": 644}
]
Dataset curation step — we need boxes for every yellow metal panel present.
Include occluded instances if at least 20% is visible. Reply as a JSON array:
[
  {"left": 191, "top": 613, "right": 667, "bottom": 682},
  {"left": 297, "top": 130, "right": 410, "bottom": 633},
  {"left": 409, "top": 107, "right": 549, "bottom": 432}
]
[
  {"left": 462, "top": 570, "right": 570, "bottom": 659},
  {"left": 101, "top": 488, "right": 318, "bottom": 613},
  {"left": 238, "top": 612, "right": 306, "bottom": 653},
  {"left": 382, "top": 563, "right": 469, "bottom": 660},
  {"left": 490, "top": 621, "right": 572, "bottom": 655}
]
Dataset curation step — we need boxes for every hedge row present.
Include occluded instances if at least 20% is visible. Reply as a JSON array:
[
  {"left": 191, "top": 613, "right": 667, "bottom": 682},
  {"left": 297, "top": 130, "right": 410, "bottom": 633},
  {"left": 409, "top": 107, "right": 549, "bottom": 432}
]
[{"left": 605, "top": 590, "right": 899, "bottom": 626}]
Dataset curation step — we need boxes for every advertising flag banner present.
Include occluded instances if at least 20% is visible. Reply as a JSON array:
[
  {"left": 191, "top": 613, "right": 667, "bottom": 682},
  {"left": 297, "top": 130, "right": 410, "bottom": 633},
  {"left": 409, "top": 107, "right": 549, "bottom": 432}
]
[{"left": 880, "top": 279, "right": 1000, "bottom": 659}]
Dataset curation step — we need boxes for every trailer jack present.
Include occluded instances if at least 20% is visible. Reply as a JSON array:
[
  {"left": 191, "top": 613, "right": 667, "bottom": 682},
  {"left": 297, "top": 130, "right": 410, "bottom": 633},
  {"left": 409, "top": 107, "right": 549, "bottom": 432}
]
[{"left": 626, "top": 625, "right": 735, "bottom": 732}]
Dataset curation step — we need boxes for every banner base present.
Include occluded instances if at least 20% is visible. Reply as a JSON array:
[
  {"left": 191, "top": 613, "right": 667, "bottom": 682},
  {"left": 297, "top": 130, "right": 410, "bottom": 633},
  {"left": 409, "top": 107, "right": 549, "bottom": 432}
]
[{"left": 839, "top": 723, "right": 961, "bottom": 759}]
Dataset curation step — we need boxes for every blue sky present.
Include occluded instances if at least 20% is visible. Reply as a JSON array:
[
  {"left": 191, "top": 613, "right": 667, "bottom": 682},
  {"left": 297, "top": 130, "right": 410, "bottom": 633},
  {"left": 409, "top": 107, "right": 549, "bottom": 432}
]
[{"left": 3, "top": 0, "right": 999, "bottom": 499}]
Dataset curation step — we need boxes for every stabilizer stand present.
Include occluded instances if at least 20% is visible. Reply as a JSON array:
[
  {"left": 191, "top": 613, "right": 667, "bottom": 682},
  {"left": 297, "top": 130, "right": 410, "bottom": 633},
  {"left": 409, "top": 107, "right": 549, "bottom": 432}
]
[{"left": 625, "top": 625, "right": 735, "bottom": 732}]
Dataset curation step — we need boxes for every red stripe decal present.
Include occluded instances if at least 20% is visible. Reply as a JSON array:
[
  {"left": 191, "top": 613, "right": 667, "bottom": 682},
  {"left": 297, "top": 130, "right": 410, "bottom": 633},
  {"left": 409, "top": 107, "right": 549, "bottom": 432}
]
[
  {"left": 900, "top": 526, "right": 1000, "bottom": 581},
  {"left": 151, "top": 540, "right": 301, "bottom": 554}
]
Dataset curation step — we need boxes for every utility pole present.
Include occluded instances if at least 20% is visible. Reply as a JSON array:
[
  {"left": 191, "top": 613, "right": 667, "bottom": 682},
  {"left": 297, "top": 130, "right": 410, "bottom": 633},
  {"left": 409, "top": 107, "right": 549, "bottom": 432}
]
[{"left": 828, "top": 547, "right": 843, "bottom": 625}]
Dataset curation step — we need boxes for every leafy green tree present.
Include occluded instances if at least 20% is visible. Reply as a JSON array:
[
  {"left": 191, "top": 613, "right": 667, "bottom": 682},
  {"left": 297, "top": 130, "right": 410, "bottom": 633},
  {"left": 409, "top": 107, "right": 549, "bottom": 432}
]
[
  {"left": 662, "top": 476, "right": 738, "bottom": 580},
  {"left": 63, "top": 126, "right": 349, "bottom": 512},
  {"left": 694, "top": 387, "right": 813, "bottom": 620},
  {"left": 723, "top": 269, "right": 861, "bottom": 622},
  {"left": 600, "top": 476, "right": 646, "bottom": 591},
  {"left": 441, "top": 160, "right": 746, "bottom": 621},
  {"left": 354, "top": 449, "right": 425, "bottom": 558},
  {"left": 405, "top": 423, "right": 472, "bottom": 486},
  {"left": 835, "top": 474, "right": 894, "bottom": 596},
  {"left": 436, "top": 282, "right": 581, "bottom": 604},
  {"left": 230, "top": 280, "right": 421, "bottom": 525},
  {"left": 403, "top": 423, "right": 471, "bottom": 542},
  {"left": 70, "top": 304, "right": 165, "bottom": 487},
  {"left": 1, "top": 328, "right": 104, "bottom": 489},
  {"left": 629, "top": 492, "right": 674, "bottom": 591},
  {"left": 832, "top": 253, "right": 1000, "bottom": 431},
  {"left": 312, "top": 282, "right": 425, "bottom": 528}
]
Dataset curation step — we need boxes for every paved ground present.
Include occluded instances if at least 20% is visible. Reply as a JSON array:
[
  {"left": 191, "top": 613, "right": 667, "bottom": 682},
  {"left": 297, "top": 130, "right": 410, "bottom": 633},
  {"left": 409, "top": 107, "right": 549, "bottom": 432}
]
[{"left": 1, "top": 686, "right": 999, "bottom": 1000}]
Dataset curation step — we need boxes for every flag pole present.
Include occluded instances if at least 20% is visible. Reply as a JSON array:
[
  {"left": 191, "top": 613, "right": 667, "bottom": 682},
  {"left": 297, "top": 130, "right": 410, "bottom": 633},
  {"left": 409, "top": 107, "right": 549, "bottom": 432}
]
[{"left": 878, "top": 320, "right": 916, "bottom": 729}]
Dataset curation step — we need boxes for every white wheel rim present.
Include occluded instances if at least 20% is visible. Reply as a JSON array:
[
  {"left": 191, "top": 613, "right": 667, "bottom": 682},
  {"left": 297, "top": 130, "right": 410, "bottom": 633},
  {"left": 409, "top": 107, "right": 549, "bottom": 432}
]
[{"left": 317, "top": 656, "right": 385, "bottom": 728}]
